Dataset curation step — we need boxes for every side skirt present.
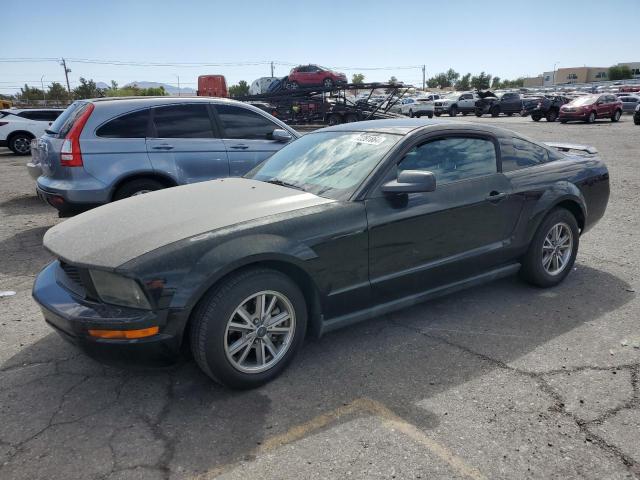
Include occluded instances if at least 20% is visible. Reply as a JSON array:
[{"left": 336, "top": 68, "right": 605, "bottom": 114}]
[{"left": 318, "top": 263, "right": 521, "bottom": 336}]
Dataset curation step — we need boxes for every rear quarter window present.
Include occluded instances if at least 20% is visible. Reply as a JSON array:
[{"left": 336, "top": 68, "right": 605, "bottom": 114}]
[
  {"left": 501, "top": 137, "right": 559, "bottom": 172},
  {"left": 96, "top": 109, "right": 150, "bottom": 138}
]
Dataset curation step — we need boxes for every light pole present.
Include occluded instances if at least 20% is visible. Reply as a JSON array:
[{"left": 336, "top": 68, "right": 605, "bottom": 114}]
[
  {"left": 40, "top": 75, "right": 46, "bottom": 105},
  {"left": 552, "top": 62, "right": 559, "bottom": 86},
  {"left": 175, "top": 74, "right": 181, "bottom": 96}
]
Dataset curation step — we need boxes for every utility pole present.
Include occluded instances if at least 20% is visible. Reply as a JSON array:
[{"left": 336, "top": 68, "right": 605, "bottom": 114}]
[
  {"left": 175, "top": 74, "right": 181, "bottom": 96},
  {"left": 40, "top": 75, "right": 46, "bottom": 106},
  {"left": 422, "top": 65, "right": 426, "bottom": 91},
  {"left": 60, "top": 58, "right": 71, "bottom": 93},
  {"left": 270, "top": 61, "right": 274, "bottom": 78}
]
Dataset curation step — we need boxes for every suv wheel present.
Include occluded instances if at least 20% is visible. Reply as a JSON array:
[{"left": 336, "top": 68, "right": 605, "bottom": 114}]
[
  {"left": 8, "top": 133, "right": 33, "bottom": 155},
  {"left": 546, "top": 110, "right": 558, "bottom": 122},
  {"left": 531, "top": 114, "right": 542, "bottom": 122},
  {"left": 490, "top": 106, "right": 500, "bottom": 117},
  {"left": 190, "top": 268, "right": 307, "bottom": 388},
  {"left": 449, "top": 105, "right": 458, "bottom": 117},
  {"left": 328, "top": 114, "right": 342, "bottom": 126},
  {"left": 586, "top": 111, "right": 596, "bottom": 123},
  {"left": 519, "top": 208, "right": 579, "bottom": 288},
  {"left": 323, "top": 78, "right": 334, "bottom": 89},
  {"left": 113, "top": 178, "right": 166, "bottom": 200},
  {"left": 408, "top": 109, "right": 414, "bottom": 118},
  {"left": 611, "top": 109, "right": 621, "bottom": 122}
]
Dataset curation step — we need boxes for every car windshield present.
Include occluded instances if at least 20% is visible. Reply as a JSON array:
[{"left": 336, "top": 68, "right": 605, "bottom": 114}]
[
  {"left": 445, "top": 94, "right": 458, "bottom": 100},
  {"left": 571, "top": 96, "right": 597, "bottom": 106},
  {"left": 246, "top": 131, "right": 402, "bottom": 200}
]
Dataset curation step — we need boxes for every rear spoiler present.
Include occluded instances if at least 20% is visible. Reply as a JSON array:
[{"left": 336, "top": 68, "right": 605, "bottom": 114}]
[{"left": 544, "top": 142, "right": 598, "bottom": 155}]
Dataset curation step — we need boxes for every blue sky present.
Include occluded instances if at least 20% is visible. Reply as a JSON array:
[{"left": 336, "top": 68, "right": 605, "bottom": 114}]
[{"left": 2, "top": 0, "right": 639, "bottom": 94}]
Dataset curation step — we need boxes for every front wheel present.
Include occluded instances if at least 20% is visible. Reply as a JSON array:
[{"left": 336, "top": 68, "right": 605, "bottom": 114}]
[
  {"left": 611, "top": 109, "right": 621, "bottom": 122},
  {"left": 475, "top": 111, "right": 483, "bottom": 117},
  {"left": 323, "top": 78, "right": 334, "bottom": 89},
  {"left": 190, "top": 268, "right": 307, "bottom": 389},
  {"left": 408, "top": 109, "right": 414, "bottom": 118},
  {"left": 434, "top": 112, "right": 441, "bottom": 117},
  {"left": 586, "top": 111, "right": 596, "bottom": 123},
  {"left": 519, "top": 208, "right": 579, "bottom": 288},
  {"left": 546, "top": 110, "right": 558, "bottom": 122},
  {"left": 449, "top": 106, "right": 458, "bottom": 117},
  {"left": 531, "top": 115, "right": 542, "bottom": 122},
  {"left": 490, "top": 106, "right": 500, "bottom": 117}
]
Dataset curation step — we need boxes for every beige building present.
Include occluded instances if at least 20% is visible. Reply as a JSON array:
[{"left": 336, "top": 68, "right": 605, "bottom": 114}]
[
  {"left": 554, "top": 67, "right": 608, "bottom": 84},
  {"left": 522, "top": 75, "right": 543, "bottom": 87}
]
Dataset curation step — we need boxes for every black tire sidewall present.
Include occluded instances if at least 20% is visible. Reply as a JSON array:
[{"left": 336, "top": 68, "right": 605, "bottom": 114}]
[
  {"left": 113, "top": 179, "right": 165, "bottom": 200},
  {"left": 520, "top": 209, "right": 579, "bottom": 288},
  {"left": 10, "top": 134, "right": 32, "bottom": 155},
  {"left": 193, "top": 270, "right": 307, "bottom": 389}
]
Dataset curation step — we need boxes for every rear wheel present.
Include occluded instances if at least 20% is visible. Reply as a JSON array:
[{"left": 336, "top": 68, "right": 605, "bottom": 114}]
[
  {"left": 323, "top": 78, "right": 334, "bottom": 89},
  {"left": 288, "top": 81, "right": 299, "bottom": 90},
  {"left": 531, "top": 114, "right": 542, "bottom": 122},
  {"left": 461, "top": 111, "right": 468, "bottom": 116},
  {"left": 519, "top": 208, "right": 579, "bottom": 288},
  {"left": 189, "top": 268, "right": 307, "bottom": 389},
  {"left": 611, "top": 109, "right": 621, "bottom": 122},
  {"left": 491, "top": 106, "right": 500, "bottom": 117},
  {"left": 113, "top": 178, "right": 166, "bottom": 200},
  {"left": 327, "top": 114, "right": 342, "bottom": 126},
  {"left": 8, "top": 133, "right": 33, "bottom": 155},
  {"left": 427, "top": 113, "right": 433, "bottom": 119},
  {"left": 408, "top": 109, "right": 414, "bottom": 118},
  {"left": 434, "top": 112, "right": 442, "bottom": 117},
  {"left": 506, "top": 112, "right": 513, "bottom": 117},
  {"left": 546, "top": 109, "right": 558, "bottom": 122},
  {"left": 475, "top": 111, "right": 483, "bottom": 117},
  {"left": 586, "top": 111, "right": 596, "bottom": 123},
  {"left": 634, "top": 116, "right": 640, "bottom": 125}
]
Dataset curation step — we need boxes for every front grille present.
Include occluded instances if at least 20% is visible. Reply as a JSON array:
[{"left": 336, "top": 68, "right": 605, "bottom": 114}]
[
  {"left": 434, "top": 102, "right": 443, "bottom": 107},
  {"left": 57, "top": 261, "right": 87, "bottom": 297}
]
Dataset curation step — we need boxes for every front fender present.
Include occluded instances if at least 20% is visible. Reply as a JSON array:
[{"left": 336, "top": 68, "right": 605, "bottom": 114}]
[{"left": 175, "top": 234, "right": 319, "bottom": 313}]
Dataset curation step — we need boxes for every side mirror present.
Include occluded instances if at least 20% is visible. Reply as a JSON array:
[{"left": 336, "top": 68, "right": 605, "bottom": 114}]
[
  {"left": 272, "top": 128, "right": 293, "bottom": 142},
  {"left": 382, "top": 170, "right": 436, "bottom": 194}
]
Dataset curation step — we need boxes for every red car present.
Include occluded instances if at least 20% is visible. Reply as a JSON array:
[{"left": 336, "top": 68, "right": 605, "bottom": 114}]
[
  {"left": 559, "top": 94, "right": 623, "bottom": 124},
  {"left": 287, "top": 64, "right": 347, "bottom": 89}
]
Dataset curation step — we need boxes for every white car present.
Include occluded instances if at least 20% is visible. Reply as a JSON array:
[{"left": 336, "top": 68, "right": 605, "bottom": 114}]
[
  {"left": 398, "top": 94, "right": 441, "bottom": 118},
  {"left": 433, "top": 92, "right": 479, "bottom": 117},
  {"left": 0, "top": 108, "right": 63, "bottom": 155}
]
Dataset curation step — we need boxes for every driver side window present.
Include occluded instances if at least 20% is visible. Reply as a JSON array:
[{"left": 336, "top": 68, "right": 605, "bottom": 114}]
[{"left": 398, "top": 137, "right": 497, "bottom": 185}]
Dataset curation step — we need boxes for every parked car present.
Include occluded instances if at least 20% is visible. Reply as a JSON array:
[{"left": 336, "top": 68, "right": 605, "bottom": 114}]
[
  {"left": 433, "top": 92, "right": 478, "bottom": 117},
  {"left": 0, "top": 108, "right": 64, "bottom": 155},
  {"left": 618, "top": 95, "right": 640, "bottom": 114},
  {"left": 634, "top": 103, "right": 640, "bottom": 125},
  {"left": 475, "top": 91, "right": 523, "bottom": 117},
  {"left": 523, "top": 95, "right": 572, "bottom": 122},
  {"left": 398, "top": 95, "right": 439, "bottom": 118},
  {"left": 33, "top": 119, "right": 609, "bottom": 388},
  {"left": 31, "top": 97, "right": 298, "bottom": 215},
  {"left": 559, "top": 94, "right": 623, "bottom": 123},
  {"left": 287, "top": 65, "right": 347, "bottom": 89}
]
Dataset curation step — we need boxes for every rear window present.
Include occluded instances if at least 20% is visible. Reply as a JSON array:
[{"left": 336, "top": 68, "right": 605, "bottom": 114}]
[
  {"left": 48, "top": 102, "right": 90, "bottom": 137},
  {"left": 18, "top": 110, "right": 62, "bottom": 121},
  {"left": 96, "top": 109, "right": 149, "bottom": 138},
  {"left": 501, "top": 137, "right": 557, "bottom": 172}
]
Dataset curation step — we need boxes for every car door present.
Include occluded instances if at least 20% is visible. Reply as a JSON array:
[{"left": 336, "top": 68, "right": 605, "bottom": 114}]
[
  {"left": 365, "top": 132, "right": 523, "bottom": 303},
  {"left": 595, "top": 95, "right": 609, "bottom": 118},
  {"left": 458, "top": 94, "right": 474, "bottom": 112},
  {"left": 214, "top": 103, "right": 291, "bottom": 176},
  {"left": 502, "top": 93, "right": 520, "bottom": 113},
  {"left": 147, "top": 103, "right": 229, "bottom": 185}
]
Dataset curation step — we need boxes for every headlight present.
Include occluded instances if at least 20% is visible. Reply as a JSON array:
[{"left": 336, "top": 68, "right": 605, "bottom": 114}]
[{"left": 89, "top": 270, "right": 151, "bottom": 310}]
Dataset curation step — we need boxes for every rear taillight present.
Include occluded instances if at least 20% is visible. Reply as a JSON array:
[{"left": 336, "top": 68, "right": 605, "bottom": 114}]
[{"left": 60, "top": 103, "right": 94, "bottom": 167}]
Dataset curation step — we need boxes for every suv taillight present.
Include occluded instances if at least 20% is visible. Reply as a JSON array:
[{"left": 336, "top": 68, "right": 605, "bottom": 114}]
[{"left": 60, "top": 103, "right": 94, "bottom": 167}]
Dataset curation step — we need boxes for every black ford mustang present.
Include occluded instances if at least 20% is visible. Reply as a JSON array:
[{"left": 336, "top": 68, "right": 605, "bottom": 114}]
[{"left": 33, "top": 119, "right": 609, "bottom": 388}]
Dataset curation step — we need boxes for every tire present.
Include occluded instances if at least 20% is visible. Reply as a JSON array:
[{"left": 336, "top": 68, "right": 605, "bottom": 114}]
[
  {"left": 531, "top": 115, "right": 542, "bottom": 122},
  {"left": 427, "top": 113, "right": 433, "bottom": 119},
  {"left": 475, "top": 111, "right": 483, "bottom": 117},
  {"left": 113, "top": 178, "right": 166, "bottom": 200},
  {"left": 490, "top": 106, "right": 500, "bottom": 117},
  {"left": 327, "top": 114, "right": 342, "bottom": 126},
  {"left": 519, "top": 208, "right": 579, "bottom": 288},
  {"left": 461, "top": 112, "right": 468, "bottom": 116},
  {"left": 634, "top": 117, "right": 640, "bottom": 125},
  {"left": 586, "top": 111, "right": 596, "bottom": 123},
  {"left": 449, "top": 106, "right": 458, "bottom": 117},
  {"left": 546, "top": 110, "right": 558, "bottom": 122},
  {"left": 434, "top": 112, "right": 441, "bottom": 117},
  {"left": 289, "top": 81, "right": 299, "bottom": 90},
  {"left": 8, "top": 132, "right": 34, "bottom": 155},
  {"left": 408, "top": 109, "right": 414, "bottom": 118},
  {"left": 560, "top": 119, "right": 568, "bottom": 124},
  {"left": 190, "top": 268, "right": 307, "bottom": 389},
  {"left": 415, "top": 113, "right": 421, "bottom": 118},
  {"left": 323, "top": 78, "right": 334, "bottom": 89},
  {"left": 506, "top": 112, "right": 513, "bottom": 117},
  {"left": 345, "top": 113, "right": 358, "bottom": 123},
  {"left": 611, "top": 109, "right": 621, "bottom": 122}
]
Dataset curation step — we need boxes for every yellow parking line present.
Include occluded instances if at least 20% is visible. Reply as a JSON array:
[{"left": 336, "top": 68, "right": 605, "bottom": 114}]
[{"left": 197, "top": 397, "right": 486, "bottom": 480}]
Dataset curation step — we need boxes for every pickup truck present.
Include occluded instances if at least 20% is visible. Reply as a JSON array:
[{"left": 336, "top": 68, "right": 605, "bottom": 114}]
[
  {"left": 433, "top": 92, "right": 478, "bottom": 117},
  {"left": 475, "top": 91, "right": 523, "bottom": 117},
  {"left": 522, "top": 95, "right": 571, "bottom": 122}
]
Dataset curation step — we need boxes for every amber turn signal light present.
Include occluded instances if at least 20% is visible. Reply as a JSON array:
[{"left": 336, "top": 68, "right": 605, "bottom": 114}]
[{"left": 88, "top": 326, "right": 159, "bottom": 339}]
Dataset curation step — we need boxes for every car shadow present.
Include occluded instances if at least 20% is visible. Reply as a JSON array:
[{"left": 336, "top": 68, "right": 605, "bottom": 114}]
[
  {"left": 0, "top": 264, "right": 634, "bottom": 478},
  {"left": 0, "top": 226, "right": 52, "bottom": 277},
  {"left": 0, "top": 195, "right": 52, "bottom": 216}
]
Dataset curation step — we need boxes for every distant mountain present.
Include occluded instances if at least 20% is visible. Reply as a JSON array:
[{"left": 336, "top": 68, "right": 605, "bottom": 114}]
[
  {"left": 124, "top": 81, "right": 196, "bottom": 95},
  {"left": 96, "top": 82, "right": 110, "bottom": 90}
]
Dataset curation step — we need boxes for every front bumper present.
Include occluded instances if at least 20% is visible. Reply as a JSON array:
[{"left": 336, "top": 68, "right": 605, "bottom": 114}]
[
  {"left": 559, "top": 111, "right": 588, "bottom": 121},
  {"left": 32, "top": 261, "right": 183, "bottom": 366}
]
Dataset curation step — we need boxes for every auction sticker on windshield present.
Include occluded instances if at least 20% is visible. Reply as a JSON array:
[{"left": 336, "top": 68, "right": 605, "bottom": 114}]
[{"left": 354, "top": 133, "right": 386, "bottom": 145}]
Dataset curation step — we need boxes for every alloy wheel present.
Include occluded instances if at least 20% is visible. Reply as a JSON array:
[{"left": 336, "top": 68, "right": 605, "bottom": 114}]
[
  {"left": 13, "top": 136, "right": 31, "bottom": 154},
  {"left": 542, "top": 222, "right": 573, "bottom": 276},
  {"left": 224, "top": 291, "right": 296, "bottom": 373}
]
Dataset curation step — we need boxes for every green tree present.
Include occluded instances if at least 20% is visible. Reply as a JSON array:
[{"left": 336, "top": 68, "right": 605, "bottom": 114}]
[
  {"left": 388, "top": 76, "right": 398, "bottom": 84},
  {"left": 456, "top": 73, "right": 471, "bottom": 91},
  {"left": 228, "top": 80, "right": 250, "bottom": 98},
  {"left": 609, "top": 65, "right": 632, "bottom": 81},
  {"left": 445, "top": 68, "right": 460, "bottom": 86},
  {"left": 47, "top": 82, "right": 70, "bottom": 103},
  {"left": 73, "top": 77, "right": 103, "bottom": 99},
  {"left": 427, "top": 72, "right": 452, "bottom": 88},
  {"left": 19, "top": 84, "right": 45, "bottom": 103},
  {"left": 471, "top": 72, "right": 492, "bottom": 90},
  {"left": 352, "top": 73, "right": 365, "bottom": 84}
]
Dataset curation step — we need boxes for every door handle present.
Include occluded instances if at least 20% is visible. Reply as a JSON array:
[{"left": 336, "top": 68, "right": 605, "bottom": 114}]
[
  {"left": 229, "top": 145, "right": 249, "bottom": 150},
  {"left": 152, "top": 144, "right": 174, "bottom": 150},
  {"left": 486, "top": 191, "right": 507, "bottom": 203}
]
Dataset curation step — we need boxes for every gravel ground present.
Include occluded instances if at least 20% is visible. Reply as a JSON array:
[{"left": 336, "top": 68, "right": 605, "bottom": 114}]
[{"left": 0, "top": 115, "right": 638, "bottom": 480}]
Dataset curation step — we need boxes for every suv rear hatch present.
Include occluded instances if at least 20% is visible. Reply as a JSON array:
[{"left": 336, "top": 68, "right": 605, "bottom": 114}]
[{"left": 33, "top": 101, "right": 92, "bottom": 178}]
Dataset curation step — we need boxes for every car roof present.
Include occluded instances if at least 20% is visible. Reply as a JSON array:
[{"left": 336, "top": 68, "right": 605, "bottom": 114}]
[
  {"left": 85, "top": 96, "right": 247, "bottom": 107},
  {"left": 319, "top": 118, "right": 513, "bottom": 137}
]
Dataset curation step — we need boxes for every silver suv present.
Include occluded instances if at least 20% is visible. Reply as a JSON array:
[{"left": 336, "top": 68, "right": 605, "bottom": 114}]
[{"left": 32, "top": 97, "right": 298, "bottom": 214}]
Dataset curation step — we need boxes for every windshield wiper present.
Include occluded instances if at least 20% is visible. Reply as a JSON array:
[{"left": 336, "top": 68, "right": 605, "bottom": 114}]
[{"left": 265, "top": 178, "right": 305, "bottom": 191}]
